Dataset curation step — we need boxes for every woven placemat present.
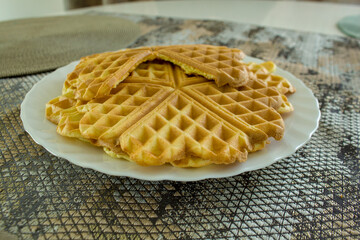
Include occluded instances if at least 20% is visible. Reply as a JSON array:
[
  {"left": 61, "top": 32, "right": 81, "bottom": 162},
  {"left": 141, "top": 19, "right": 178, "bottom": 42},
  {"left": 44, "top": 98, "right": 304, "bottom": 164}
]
[
  {"left": 0, "top": 15, "right": 141, "bottom": 77},
  {"left": 1, "top": 13, "right": 359, "bottom": 239}
]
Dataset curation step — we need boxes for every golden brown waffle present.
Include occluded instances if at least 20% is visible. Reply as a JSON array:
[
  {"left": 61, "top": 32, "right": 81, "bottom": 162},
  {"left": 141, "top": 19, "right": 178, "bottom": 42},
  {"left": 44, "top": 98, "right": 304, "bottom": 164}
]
[
  {"left": 246, "top": 61, "right": 276, "bottom": 74},
  {"left": 79, "top": 83, "right": 172, "bottom": 151},
  {"left": 46, "top": 94, "right": 85, "bottom": 124},
  {"left": 47, "top": 52, "right": 295, "bottom": 167},
  {"left": 124, "top": 60, "right": 208, "bottom": 88},
  {"left": 119, "top": 91, "right": 254, "bottom": 166},
  {"left": 241, "top": 77, "right": 294, "bottom": 114},
  {"left": 246, "top": 61, "right": 296, "bottom": 95},
  {"left": 104, "top": 146, "right": 224, "bottom": 168},
  {"left": 65, "top": 45, "right": 252, "bottom": 101},
  {"left": 123, "top": 60, "right": 176, "bottom": 87},
  {"left": 183, "top": 82, "right": 288, "bottom": 142},
  {"left": 63, "top": 47, "right": 155, "bottom": 101},
  {"left": 57, "top": 105, "right": 90, "bottom": 140},
  {"left": 154, "top": 44, "right": 250, "bottom": 88}
]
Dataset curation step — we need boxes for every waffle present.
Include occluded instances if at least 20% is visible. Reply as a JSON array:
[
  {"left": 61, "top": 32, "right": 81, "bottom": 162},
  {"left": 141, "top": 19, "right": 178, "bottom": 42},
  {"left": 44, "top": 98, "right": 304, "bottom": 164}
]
[
  {"left": 246, "top": 61, "right": 296, "bottom": 95},
  {"left": 46, "top": 93, "right": 85, "bottom": 124},
  {"left": 125, "top": 60, "right": 208, "bottom": 87},
  {"left": 65, "top": 45, "right": 251, "bottom": 101},
  {"left": 183, "top": 82, "right": 288, "bottom": 142},
  {"left": 119, "top": 91, "right": 266, "bottom": 166},
  {"left": 57, "top": 105, "right": 88, "bottom": 140},
  {"left": 153, "top": 44, "right": 250, "bottom": 88},
  {"left": 57, "top": 74, "right": 268, "bottom": 166},
  {"left": 47, "top": 48, "right": 295, "bottom": 167},
  {"left": 123, "top": 60, "right": 177, "bottom": 87},
  {"left": 62, "top": 47, "right": 156, "bottom": 101},
  {"left": 79, "top": 83, "right": 172, "bottom": 151}
]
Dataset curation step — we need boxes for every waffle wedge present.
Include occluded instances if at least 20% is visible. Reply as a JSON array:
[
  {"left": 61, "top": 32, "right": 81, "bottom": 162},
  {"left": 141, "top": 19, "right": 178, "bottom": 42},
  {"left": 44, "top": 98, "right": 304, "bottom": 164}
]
[
  {"left": 57, "top": 105, "right": 89, "bottom": 140},
  {"left": 183, "top": 82, "right": 288, "bottom": 142},
  {"left": 46, "top": 93, "right": 86, "bottom": 124},
  {"left": 119, "top": 91, "right": 260, "bottom": 166},
  {"left": 62, "top": 47, "right": 156, "bottom": 101},
  {"left": 79, "top": 83, "right": 172, "bottom": 151},
  {"left": 154, "top": 44, "right": 251, "bottom": 88},
  {"left": 246, "top": 61, "right": 296, "bottom": 95},
  {"left": 65, "top": 45, "right": 252, "bottom": 101}
]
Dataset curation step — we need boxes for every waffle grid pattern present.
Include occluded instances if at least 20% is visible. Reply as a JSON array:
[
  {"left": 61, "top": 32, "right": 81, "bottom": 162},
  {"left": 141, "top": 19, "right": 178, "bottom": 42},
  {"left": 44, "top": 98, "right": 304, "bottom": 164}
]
[
  {"left": 46, "top": 95, "right": 80, "bottom": 124},
  {"left": 80, "top": 84, "right": 166, "bottom": 139},
  {"left": 246, "top": 61, "right": 295, "bottom": 95},
  {"left": 124, "top": 60, "right": 175, "bottom": 87},
  {"left": 156, "top": 45, "right": 249, "bottom": 87},
  {"left": 158, "top": 45, "right": 244, "bottom": 71},
  {"left": 56, "top": 84, "right": 172, "bottom": 151},
  {"left": 67, "top": 45, "right": 251, "bottom": 102},
  {"left": 120, "top": 92, "right": 248, "bottom": 166},
  {"left": 64, "top": 48, "right": 154, "bottom": 101},
  {"left": 184, "top": 82, "right": 286, "bottom": 141}
]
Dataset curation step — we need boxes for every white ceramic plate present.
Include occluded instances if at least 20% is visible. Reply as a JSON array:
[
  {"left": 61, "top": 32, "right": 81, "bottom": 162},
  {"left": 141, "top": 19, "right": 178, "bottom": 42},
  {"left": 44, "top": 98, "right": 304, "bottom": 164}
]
[{"left": 20, "top": 56, "right": 320, "bottom": 181}]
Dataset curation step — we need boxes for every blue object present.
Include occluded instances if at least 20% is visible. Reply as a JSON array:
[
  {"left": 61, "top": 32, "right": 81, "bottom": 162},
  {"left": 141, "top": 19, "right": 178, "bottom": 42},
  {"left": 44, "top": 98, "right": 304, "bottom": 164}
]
[{"left": 337, "top": 14, "right": 360, "bottom": 39}]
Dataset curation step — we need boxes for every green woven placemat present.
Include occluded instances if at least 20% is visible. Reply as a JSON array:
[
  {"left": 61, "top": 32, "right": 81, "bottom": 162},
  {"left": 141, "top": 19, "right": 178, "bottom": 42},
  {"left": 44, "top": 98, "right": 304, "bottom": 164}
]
[{"left": 0, "top": 15, "right": 142, "bottom": 77}]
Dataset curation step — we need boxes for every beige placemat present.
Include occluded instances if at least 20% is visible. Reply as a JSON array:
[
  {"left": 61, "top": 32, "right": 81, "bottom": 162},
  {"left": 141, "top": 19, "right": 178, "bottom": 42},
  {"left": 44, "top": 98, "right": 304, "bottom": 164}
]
[{"left": 0, "top": 15, "right": 142, "bottom": 77}]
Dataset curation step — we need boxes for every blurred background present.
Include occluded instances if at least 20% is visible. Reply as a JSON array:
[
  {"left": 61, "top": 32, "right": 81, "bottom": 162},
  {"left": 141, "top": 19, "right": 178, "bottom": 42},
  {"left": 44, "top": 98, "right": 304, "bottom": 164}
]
[
  {"left": 0, "top": 0, "right": 360, "bottom": 21},
  {"left": 64, "top": 0, "right": 360, "bottom": 9},
  {"left": 62, "top": 0, "right": 360, "bottom": 9},
  {"left": 0, "top": 0, "right": 359, "bottom": 22}
]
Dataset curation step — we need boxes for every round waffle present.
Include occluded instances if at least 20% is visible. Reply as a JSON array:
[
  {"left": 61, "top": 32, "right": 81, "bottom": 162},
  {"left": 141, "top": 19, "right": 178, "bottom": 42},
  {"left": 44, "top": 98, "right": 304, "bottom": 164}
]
[{"left": 46, "top": 45, "right": 295, "bottom": 167}]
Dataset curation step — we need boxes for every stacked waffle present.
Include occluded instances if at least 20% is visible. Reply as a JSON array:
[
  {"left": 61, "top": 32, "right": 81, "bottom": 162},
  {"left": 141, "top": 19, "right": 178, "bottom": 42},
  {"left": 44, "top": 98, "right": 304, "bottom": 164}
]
[{"left": 46, "top": 45, "right": 295, "bottom": 167}]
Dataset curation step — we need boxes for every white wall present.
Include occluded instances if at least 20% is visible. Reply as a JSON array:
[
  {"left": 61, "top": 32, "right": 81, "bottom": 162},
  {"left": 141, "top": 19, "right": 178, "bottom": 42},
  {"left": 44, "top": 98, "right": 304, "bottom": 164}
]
[{"left": 0, "top": 0, "right": 66, "bottom": 21}]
